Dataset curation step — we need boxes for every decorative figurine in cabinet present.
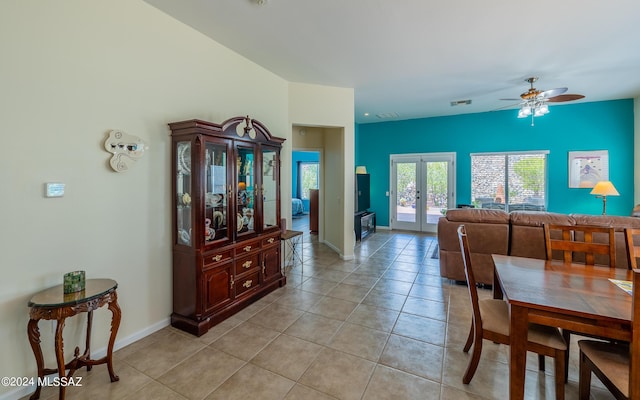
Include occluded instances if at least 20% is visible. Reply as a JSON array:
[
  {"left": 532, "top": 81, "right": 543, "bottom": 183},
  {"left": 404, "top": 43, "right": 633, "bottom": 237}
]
[{"left": 169, "top": 116, "right": 285, "bottom": 336}]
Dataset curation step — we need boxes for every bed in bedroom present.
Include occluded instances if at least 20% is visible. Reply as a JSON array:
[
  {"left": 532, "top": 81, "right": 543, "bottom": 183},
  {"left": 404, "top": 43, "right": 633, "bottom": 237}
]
[{"left": 292, "top": 198, "right": 304, "bottom": 215}]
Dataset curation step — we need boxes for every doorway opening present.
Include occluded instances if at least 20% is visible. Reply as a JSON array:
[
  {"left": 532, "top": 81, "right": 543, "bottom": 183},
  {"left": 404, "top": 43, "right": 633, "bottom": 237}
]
[
  {"left": 292, "top": 150, "right": 320, "bottom": 232},
  {"left": 390, "top": 153, "right": 456, "bottom": 233}
]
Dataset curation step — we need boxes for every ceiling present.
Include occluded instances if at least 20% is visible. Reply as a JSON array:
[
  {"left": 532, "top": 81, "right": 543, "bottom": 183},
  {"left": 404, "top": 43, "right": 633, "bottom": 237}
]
[{"left": 145, "top": 0, "right": 640, "bottom": 124}]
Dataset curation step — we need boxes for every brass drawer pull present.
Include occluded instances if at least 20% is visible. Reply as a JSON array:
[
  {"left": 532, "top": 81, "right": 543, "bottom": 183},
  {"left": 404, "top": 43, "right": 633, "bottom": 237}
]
[
  {"left": 242, "top": 260, "right": 252, "bottom": 269},
  {"left": 243, "top": 245, "right": 252, "bottom": 252},
  {"left": 267, "top": 238, "right": 275, "bottom": 244},
  {"left": 212, "top": 254, "right": 222, "bottom": 262},
  {"left": 230, "top": 277, "right": 235, "bottom": 289},
  {"left": 242, "top": 280, "right": 252, "bottom": 288}
]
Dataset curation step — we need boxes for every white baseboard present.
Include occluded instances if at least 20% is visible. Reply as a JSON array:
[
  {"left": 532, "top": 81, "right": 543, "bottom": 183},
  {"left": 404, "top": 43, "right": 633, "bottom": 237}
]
[{"left": 0, "top": 318, "right": 170, "bottom": 400}]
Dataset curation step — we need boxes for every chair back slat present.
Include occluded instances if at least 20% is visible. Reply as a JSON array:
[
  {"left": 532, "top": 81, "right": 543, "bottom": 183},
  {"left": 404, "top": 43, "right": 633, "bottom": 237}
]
[
  {"left": 624, "top": 228, "right": 640, "bottom": 270},
  {"left": 457, "top": 225, "right": 482, "bottom": 331},
  {"left": 543, "top": 224, "right": 616, "bottom": 268}
]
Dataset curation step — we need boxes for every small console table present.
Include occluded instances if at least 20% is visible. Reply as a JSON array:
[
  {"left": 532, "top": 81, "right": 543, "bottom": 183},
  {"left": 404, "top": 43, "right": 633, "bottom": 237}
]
[
  {"left": 281, "top": 230, "right": 304, "bottom": 274},
  {"left": 27, "top": 279, "right": 121, "bottom": 400},
  {"left": 355, "top": 211, "right": 376, "bottom": 241}
]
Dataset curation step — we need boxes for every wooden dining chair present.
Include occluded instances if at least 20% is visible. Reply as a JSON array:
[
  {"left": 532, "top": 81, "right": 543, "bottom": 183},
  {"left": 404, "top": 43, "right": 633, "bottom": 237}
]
[
  {"left": 457, "top": 225, "right": 567, "bottom": 400},
  {"left": 543, "top": 223, "right": 617, "bottom": 380},
  {"left": 577, "top": 268, "right": 640, "bottom": 400},
  {"left": 624, "top": 228, "right": 640, "bottom": 270},
  {"left": 543, "top": 224, "right": 616, "bottom": 267}
]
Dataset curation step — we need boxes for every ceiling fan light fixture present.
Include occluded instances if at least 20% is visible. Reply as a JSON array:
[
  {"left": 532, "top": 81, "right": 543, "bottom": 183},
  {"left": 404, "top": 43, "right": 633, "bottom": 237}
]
[
  {"left": 502, "top": 77, "right": 583, "bottom": 126},
  {"left": 538, "top": 103, "right": 549, "bottom": 114},
  {"left": 518, "top": 106, "right": 531, "bottom": 118}
]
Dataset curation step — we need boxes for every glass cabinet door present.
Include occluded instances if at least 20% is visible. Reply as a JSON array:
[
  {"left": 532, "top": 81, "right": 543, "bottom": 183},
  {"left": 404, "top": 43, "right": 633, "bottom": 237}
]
[
  {"left": 236, "top": 146, "right": 255, "bottom": 236},
  {"left": 176, "top": 141, "right": 192, "bottom": 246},
  {"left": 262, "top": 147, "right": 278, "bottom": 230},
  {"left": 205, "top": 141, "right": 229, "bottom": 243}
]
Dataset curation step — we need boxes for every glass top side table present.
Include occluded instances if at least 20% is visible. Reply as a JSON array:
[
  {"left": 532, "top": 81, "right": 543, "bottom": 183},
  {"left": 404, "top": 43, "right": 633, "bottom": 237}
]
[
  {"left": 27, "top": 278, "right": 121, "bottom": 400},
  {"left": 281, "top": 230, "right": 303, "bottom": 275}
]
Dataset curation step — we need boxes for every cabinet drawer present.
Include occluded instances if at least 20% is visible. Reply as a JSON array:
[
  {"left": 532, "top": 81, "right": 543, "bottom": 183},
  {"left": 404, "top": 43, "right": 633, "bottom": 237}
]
[
  {"left": 234, "top": 271, "right": 260, "bottom": 297},
  {"left": 235, "top": 239, "right": 261, "bottom": 255},
  {"left": 262, "top": 234, "right": 280, "bottom": 248},
  {"left": 235, "top": 253, "right": 260, "bottom": 275},
  {"left": 203, "top": 249, "right": 233, "bottom": 269}
]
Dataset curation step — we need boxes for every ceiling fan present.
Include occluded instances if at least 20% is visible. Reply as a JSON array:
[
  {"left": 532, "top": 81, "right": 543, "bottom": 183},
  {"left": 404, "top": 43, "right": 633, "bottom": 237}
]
[{"left": 501, "top": 77, "right": 585, "bottom": 126}]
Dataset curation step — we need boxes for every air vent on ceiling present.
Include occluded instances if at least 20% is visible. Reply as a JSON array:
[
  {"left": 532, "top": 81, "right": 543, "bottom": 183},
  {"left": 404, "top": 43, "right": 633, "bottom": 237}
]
[
  {"left": 450, "top": 99, "right": 472, "bottom": 107},
  {"left": 376, "top": 112, "right": 400, "bottom": 119}
]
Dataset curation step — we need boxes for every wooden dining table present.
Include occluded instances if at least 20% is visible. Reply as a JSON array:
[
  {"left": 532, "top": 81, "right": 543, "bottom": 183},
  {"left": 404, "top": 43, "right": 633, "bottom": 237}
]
[{"left": 491, "top": 254, "right": 633, "bottom": 400}]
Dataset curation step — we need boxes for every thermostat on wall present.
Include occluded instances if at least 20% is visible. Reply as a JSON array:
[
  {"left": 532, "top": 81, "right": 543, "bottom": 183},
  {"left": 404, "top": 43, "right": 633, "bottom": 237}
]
[{"left": 45, "top": 183, "right": 65, "bottom": 198}]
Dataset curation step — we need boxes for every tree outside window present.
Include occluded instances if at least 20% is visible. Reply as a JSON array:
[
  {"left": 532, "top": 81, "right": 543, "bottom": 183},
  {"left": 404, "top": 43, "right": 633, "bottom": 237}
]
[{"left": 299, "top": 162, "right": 318, "bottom": 199}]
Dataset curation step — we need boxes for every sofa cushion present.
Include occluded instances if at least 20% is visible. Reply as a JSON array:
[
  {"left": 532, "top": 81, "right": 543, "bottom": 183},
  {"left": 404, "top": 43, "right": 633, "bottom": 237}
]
[
  {"left": 445, "top": 208, "right": 510, "bottom": 224},
  {"left": 570, "top": 214, "right": 640, "bottom": 268},
  {"left": 509, "top": 211, "right": 575, "bottom": 259},
  {"left": 510, "top": 211, "right": 575, "bottom": 227},
  {"left": 571, "top": 214, "right": 640, "bottom": 231}
]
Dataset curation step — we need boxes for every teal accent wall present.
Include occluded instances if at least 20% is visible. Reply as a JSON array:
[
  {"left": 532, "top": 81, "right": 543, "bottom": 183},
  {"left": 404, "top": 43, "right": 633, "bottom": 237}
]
[
  {"left": 292, "top": 150, "right": 320, "bottom": 211},
  {"left": 355, "top": 99, "right": 635, "bottom": 225}
]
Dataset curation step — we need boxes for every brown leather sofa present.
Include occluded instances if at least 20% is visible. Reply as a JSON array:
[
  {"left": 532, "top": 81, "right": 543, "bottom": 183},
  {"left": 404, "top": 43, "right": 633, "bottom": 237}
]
[{"left": 438, "top": 208, "right": 640, "bottom": 285}]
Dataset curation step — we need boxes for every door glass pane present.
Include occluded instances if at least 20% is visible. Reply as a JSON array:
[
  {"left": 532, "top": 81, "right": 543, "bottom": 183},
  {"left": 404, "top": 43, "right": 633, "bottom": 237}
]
[
  {"left": 205, "top": 142, "right": 228, "bottom": 243},
  {"left": 176, "top": 141, "right": 192, "bottom": 246},
  {"left": 237, "top": 146, "right": 255, "bottom": 235},
  {"left": 425, "top": 161, "right": 448, "bottom": 225},
  {"left": 396, "top": 162, "right": 417, "bottom": 223},
  {"left": 263, "top": 148, "right": 278, "bottom": 229}
]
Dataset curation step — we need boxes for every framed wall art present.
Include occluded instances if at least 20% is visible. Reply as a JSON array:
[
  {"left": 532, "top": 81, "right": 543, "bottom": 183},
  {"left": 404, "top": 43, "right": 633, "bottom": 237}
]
[{"left": 568, "top": 150, "right": 609, "bottom": 188}]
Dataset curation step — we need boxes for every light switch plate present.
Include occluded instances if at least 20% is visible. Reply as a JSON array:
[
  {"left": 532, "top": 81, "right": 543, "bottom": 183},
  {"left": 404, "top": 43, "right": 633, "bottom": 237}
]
[{"left": 45, "top": 183, "right": 65, "bottom": 198}]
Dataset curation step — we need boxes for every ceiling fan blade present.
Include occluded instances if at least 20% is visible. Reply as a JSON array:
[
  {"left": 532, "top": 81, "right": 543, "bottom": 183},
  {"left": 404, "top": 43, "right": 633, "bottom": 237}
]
[
  {"left": 546, "top": 94, "right": 585, "bottom": 102},
  {"left": 492, "top": 102, "right": 522, "bottom": 111},
  {"left": 499, "top": 98, "right": 523, "bottom": 101},
  {"left": 540, "top": 87, "right": 568, "bottom": 98}
]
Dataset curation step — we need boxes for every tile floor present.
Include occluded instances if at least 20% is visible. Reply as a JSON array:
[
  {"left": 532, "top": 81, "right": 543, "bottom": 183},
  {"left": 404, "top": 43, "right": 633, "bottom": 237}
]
[{"left": 28, "top": 219, "right": 616, "bottom": 400}]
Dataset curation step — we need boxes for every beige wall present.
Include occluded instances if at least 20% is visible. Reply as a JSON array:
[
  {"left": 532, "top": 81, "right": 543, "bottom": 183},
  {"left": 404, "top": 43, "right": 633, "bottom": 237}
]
[
  {"left": 292, "top": 126, "right": 326, "bottom": 149},
  {"left": 0, "top": 4, "right": 356, "bottom": 397},
  {"left": 288, "top": 83, "right": 355, "bottom": 258},
  {"left": 0, "top": 1, "right": 291, "bottom": 397},
  {"left": 323, "top": 129, "right": 347, "bottom": 253},
  {"left": 635, "top": 97, "right": 640, "bottom": 204}
]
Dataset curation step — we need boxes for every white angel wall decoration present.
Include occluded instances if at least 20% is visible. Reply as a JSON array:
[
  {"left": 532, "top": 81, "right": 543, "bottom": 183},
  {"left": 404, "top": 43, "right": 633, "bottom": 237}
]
[{"left": 104, "top": 130, "right": 148, "bottom": 172}]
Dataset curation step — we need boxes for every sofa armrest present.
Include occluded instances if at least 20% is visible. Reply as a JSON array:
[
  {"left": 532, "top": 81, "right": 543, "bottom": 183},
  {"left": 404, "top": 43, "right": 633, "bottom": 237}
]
[{"left": 438, "top": 213, "right": 509, "bottom": 285}]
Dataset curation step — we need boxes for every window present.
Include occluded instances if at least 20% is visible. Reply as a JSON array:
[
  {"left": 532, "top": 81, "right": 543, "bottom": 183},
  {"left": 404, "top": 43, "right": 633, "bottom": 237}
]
[
  {"left": 298, "top": 162, "right": 319, "bottom": 199},
  {"left": 471, "top": 151, "right": 548, "bottom": 211}
]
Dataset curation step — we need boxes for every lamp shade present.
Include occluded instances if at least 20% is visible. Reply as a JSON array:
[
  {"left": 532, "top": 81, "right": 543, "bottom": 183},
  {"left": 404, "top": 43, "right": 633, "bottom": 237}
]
[
  {"left": 355, "top": 166, "right": 367, "bottom": 174},
  {"left": 590, "top": 181, "right": 619, "bottom": 196}
]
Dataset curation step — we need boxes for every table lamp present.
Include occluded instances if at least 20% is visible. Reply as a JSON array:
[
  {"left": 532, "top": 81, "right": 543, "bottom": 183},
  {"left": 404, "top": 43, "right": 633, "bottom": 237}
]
[
  {"left": 590, "top": 181, "right": 619, "bottom": 215},
  {"left": 355, "top": 166, "right": 367, "bottom": 174}
]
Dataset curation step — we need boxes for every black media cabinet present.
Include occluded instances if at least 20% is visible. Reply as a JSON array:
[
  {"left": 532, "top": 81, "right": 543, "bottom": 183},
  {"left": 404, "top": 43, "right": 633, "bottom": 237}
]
[{"left": 355, "top": 211, "right": 376, "bottom": 241}]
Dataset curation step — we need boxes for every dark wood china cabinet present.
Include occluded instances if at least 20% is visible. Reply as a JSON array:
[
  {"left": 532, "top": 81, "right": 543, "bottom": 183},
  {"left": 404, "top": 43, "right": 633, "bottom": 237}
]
[{"left": 169, "top": 116, "right": 285, "bottom": 336}]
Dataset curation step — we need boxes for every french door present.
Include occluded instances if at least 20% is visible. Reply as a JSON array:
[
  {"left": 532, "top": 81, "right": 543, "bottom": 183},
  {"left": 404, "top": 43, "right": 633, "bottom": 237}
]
[{"left": 390, "top": 153, "right": 455, "bottom": 232}]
